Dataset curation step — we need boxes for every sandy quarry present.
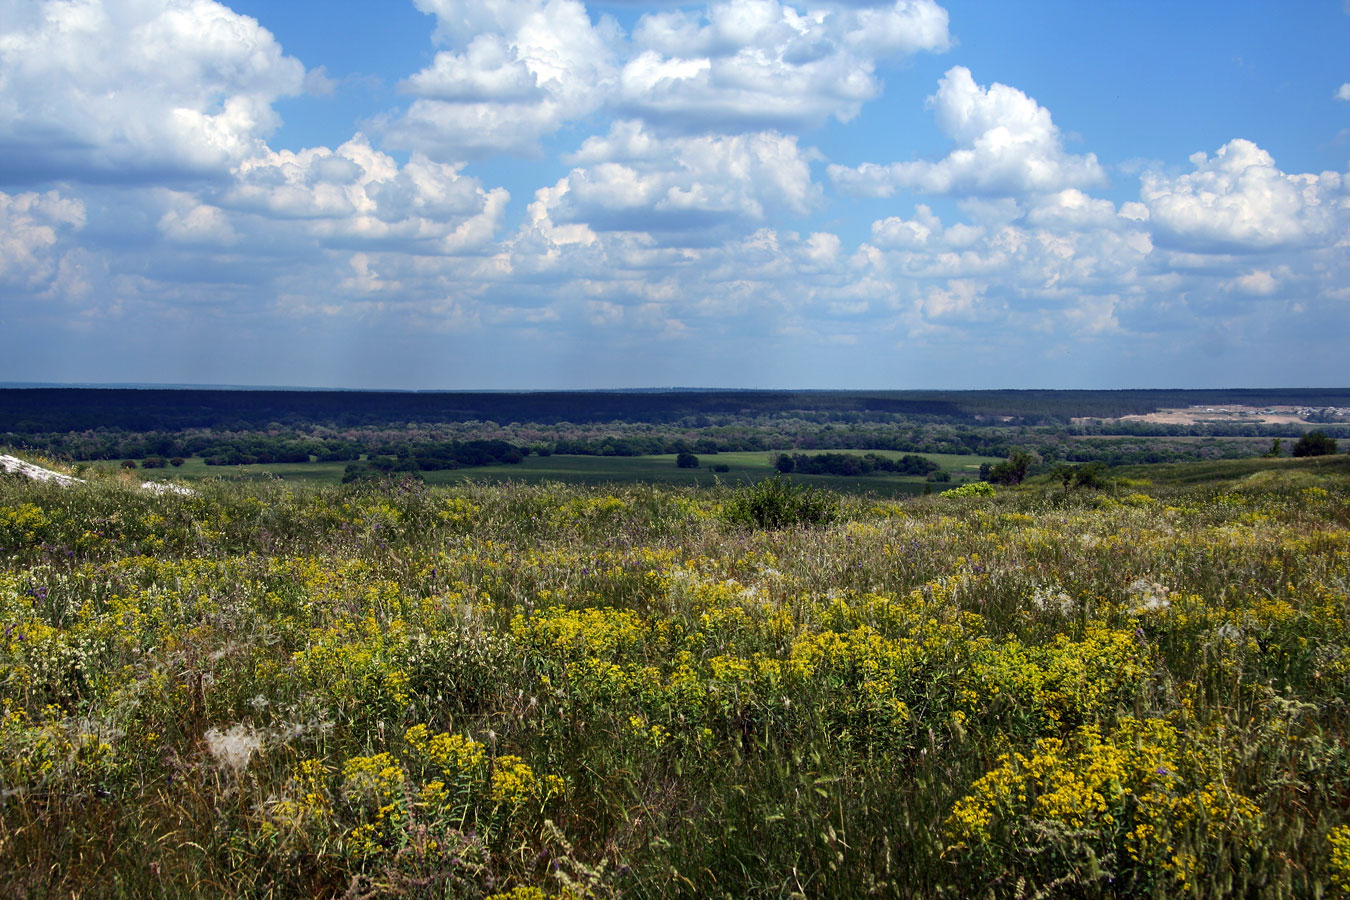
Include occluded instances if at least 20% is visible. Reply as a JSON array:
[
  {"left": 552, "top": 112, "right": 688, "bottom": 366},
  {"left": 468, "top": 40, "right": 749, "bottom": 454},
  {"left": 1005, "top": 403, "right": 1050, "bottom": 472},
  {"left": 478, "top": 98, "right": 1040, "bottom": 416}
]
[{"left": 1078, "top": 406, "right": 1326, "bottom": 426}]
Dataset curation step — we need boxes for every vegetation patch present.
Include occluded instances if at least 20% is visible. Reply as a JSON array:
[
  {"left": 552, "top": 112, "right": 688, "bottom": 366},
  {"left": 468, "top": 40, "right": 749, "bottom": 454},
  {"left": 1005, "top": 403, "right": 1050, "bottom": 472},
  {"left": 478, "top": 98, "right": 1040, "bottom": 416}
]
[{"left": 1, "top": 461, "right": 1349, "bottom": 898}]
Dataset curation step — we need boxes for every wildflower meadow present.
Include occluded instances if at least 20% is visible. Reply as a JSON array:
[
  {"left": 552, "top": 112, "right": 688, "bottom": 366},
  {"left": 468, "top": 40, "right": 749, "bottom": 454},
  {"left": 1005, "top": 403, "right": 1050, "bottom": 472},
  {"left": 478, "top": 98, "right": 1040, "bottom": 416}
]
[{"left": 1, "top": 460, "right": 1349, "bottom": 898}]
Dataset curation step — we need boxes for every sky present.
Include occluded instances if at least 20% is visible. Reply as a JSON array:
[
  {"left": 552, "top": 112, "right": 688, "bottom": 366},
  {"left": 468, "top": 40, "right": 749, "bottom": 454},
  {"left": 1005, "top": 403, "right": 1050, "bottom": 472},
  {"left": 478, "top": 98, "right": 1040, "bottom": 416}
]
[{"left": 1, "top": 0, "right": 1348, "bottom": 390}]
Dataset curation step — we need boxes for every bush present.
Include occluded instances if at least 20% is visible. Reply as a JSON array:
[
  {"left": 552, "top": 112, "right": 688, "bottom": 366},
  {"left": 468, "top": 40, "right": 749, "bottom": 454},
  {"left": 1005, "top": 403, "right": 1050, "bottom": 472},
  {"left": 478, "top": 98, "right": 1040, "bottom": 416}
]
[
  {"left": 1292, "top": 431, "right": 1337, "bottom": 457},
  {"left": 943, "top": 481, "right": 995, "bottom": 498},
  {"left": 711, "top": 463, "right": 730, "bottom": 473},
  {"left": 1073, "top": 461, "right": 1108, "bottom": 489},
  {"left": 169, "top": 457, "right": 185, "bottom": 467},
  {"left": 720, "top": 476, "right": 838, "bottom": 529},
  {"left": 676, "top": 452, "right": 700, "bottom": 469},
  {"left": 1053, "top": 461, "right": 1108, "bottom": 490}
]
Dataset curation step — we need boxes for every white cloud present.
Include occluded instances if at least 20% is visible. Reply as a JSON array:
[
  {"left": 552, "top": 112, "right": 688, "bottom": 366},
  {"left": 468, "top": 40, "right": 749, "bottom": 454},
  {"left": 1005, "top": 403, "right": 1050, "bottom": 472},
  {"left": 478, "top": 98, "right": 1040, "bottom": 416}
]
[
  {"left": 202, "top": 136, "right": 511, "bottom": 253},
  {"left": 0, "top": 190, "right": 86, "bottom": 291},
  {"left": 400, "top": 34, "right": 543, "bottom": 102},
  {"left": 2, "top": 2, "right": 1344, "bottom": 388},
  {"left": 389, "top": 0, "right": 947, "bottom": 156},
  {"left": 0, "top": 0, "right": 304, "bottom": 183},
  {"left": 541, "top": 121, "right": 820, "bottom": 238},
  {"left": 385, "top": 0, "right": 620, "bottom": 159},
  {"left": 1023, "top": 189, "right": 1119, "bottom": 229},
  {"left": 829, "top": 66, "right": 1105, "bottom": 197},
  {"left": 303, "top": 66, "right": 338, "bottom": 97},
  {"left": 1140, "top": 139, "right": 1346, "bottom": 253},
  {"left": 621, "top": 0, "right": 949, "bottom": 132},
  {"left": 1337, "top": 83, "right": 1350, "bottom": 101},
  {"left": 855, "top": 190, "right": 1161, "bottom": 338},
  {"left": 1229, "top": 269, "right": 1280, "bottom": 296},
  {"left": 158, "top": 194, "right": 238, "bottom": 246}
]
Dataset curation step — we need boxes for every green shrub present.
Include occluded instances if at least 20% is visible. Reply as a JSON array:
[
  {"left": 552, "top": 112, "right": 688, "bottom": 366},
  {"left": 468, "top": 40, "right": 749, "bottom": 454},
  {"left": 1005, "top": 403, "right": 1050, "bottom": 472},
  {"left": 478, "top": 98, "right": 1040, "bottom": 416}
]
[
  {"left": 720, "top": 476, "right": 838, "bottom": 529},
  {"left": 943, "top": 480, "right": 995, "bottom": 498},
  {"left": 1292, "top": 431, "right": 1337, "bottom": 457}
]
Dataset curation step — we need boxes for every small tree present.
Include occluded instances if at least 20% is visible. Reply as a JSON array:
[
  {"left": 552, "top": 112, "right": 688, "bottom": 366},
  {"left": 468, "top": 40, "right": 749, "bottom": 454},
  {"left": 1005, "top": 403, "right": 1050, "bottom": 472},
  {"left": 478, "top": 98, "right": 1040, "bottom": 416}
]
[
  {"left": 676, "top": 452, "right": 700, "bottom": 469},
  {"left": 774, "top": 453, "right": 795, "bottom": 474},
  {"left": 985, "top": 449, "right": 1034, "bottom": 485},
  {"left": 1292, "top": 431, "right": 1337, "bottom": 457}
]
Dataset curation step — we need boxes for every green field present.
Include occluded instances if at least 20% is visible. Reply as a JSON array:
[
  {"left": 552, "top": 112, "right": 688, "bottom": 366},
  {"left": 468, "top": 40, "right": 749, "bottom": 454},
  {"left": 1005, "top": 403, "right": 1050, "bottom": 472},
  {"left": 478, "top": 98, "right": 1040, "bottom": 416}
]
[
  {"left": 98, "top": 448, "right": 1001, "bottom": 497},
  {"left": 1105, "top": 453, "right": 1350, "bottom": 486}
]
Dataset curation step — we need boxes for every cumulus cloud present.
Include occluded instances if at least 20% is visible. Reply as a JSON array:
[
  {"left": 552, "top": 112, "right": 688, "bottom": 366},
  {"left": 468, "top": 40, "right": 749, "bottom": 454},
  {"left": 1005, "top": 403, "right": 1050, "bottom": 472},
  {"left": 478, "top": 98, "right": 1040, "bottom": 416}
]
[
  {"left": 400, "top": 34, "right": 543, "bottom": 102},
  {"left": 198, "top": 137, "right": 511, "bottom": 253},
  {"left": 364, "top": 0, "right": 951, "bottom": 161},
  {"left": 856, "top": 188, "right": 1163, "bottom": 339},
  {"left": 0, "top": 190, "right": 86, "bottom": 291},
  {"left": 157, "top": 195, "right": 239, "bottom": 246},
  {"left": 0, "top": 0, "right": 305, "bottom": 183},
  {"left": 1337, "top": 83, "right": 1350, "bottom": 101},
  {"left": 384, "top": 0, "right": 620, "bottom": 159},
  {"left": 3, "top": 0, "right": 1344, "bottom": 388},
  {"left": 829, "top": 66, "right": 1105, "bottom": 197},
  {"left": 1228, "top": 269, "right": 1281, "bottom": 296},
  {"left": 1140, "top": 139, "right": 1346, "bottom": 253},
  {"left": 539, "top": 121, "right": 820, "bottom": 239},
  {"left": 620, "top": 0, "right": 949, "bottom": 132},
  {"left": 836, "top": 144, "right": 1348, "bottom": 355}
]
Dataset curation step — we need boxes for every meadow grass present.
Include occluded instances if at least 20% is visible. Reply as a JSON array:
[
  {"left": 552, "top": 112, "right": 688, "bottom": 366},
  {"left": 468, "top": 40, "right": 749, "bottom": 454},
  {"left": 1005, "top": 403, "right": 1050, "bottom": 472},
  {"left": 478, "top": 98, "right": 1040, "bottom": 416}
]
[
  {"left": 89, "top": 449, "right": 999, "bottom": 496},
  {"left": 1, "top": 461, "right": 1349, "bottom": 898}
]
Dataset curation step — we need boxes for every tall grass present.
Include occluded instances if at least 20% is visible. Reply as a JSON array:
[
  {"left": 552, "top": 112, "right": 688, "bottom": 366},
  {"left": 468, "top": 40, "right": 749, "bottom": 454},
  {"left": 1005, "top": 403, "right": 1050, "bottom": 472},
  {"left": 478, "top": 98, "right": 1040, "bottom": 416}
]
[{"left": 1, "top": 466, "right": 1348, "bottom": 898}]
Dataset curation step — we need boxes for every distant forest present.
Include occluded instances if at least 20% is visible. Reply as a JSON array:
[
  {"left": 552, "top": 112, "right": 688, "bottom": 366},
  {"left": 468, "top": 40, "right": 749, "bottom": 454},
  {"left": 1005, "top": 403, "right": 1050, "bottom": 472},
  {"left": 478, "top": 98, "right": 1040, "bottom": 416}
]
[
  {"left": 3, "top": 387, "right": 1350, "bottom": 432},
  {"left": 3, "top": 387, "right": 1348, "bottom": 471}
]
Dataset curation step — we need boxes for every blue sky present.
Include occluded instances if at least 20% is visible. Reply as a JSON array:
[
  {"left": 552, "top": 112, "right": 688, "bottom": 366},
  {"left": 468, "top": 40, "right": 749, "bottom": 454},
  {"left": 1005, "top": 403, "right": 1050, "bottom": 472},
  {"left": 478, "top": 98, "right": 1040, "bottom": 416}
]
[{"left": 1, "top": 0, "right": 1347, "bottom": 390}]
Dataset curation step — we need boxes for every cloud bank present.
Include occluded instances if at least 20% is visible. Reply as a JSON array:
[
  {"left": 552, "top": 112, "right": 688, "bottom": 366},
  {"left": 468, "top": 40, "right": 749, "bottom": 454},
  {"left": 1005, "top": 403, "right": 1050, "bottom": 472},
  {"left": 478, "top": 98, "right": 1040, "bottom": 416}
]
[{"left": 0, "top": 0, "right": 1345, "bottom": 388}]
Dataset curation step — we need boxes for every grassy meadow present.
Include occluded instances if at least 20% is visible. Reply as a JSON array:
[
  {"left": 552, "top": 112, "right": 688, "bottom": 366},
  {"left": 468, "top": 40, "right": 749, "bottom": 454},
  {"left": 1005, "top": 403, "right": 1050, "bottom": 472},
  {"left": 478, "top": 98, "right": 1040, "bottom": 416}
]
[
  {"left": 2, "top": 456, "right": 1350, "bottom": 898},
  {"left": 90, "top": 449, "right": 999, "bottom": 496}
]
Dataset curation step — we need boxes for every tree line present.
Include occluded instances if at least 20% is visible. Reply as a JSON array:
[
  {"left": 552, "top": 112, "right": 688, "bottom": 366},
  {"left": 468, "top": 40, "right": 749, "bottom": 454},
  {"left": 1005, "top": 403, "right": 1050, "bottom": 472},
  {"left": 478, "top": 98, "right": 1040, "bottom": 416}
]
[
  {"left": 5, "top": 387, "right": 1349, "bottom": 433},
  {"left": 773, "top": 452, "right": 947, "bottom": 479}
]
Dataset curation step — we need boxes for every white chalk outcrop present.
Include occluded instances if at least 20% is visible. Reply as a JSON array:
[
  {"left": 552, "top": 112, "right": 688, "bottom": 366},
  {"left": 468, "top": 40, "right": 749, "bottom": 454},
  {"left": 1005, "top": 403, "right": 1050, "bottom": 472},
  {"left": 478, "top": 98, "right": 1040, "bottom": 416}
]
[
  {"left": 1, "top": 454, "right": 194, "bottom": 495},
  {"left": 0, "top": 454, "right": 83, "bottom": 485}
]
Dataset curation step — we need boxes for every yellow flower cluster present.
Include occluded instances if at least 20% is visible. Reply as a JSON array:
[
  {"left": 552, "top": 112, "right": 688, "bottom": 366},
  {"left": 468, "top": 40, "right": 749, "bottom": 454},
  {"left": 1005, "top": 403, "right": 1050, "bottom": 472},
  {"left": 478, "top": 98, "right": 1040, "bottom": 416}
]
[
  {"left": 1330, "top": 825, "right": 1350, "bottom": 895},
  {"left": 947, "top": 717, "right": 1263, "bottom": 889},
  {"left": 0, "top": 502, "right": 50, "bottom": 545},
  {"left": 405, "top": 723, "right": 486, "bottom": 781},
  {"left": 490, "top": 755, "right": 565, "bottom": 807},
  {"left": 266, "top": 724, "right": 563, "bottom": 862}
]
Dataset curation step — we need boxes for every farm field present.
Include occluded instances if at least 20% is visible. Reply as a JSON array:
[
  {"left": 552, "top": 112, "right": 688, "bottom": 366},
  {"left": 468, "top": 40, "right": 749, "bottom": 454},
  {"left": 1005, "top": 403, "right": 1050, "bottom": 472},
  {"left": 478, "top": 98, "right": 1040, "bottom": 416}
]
[
  {"left": 91, "top": 449, "right": 1000, "bottom": 497},
  {"left": 2, "top": 458, "right": 1350, "bottom": 898}
]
